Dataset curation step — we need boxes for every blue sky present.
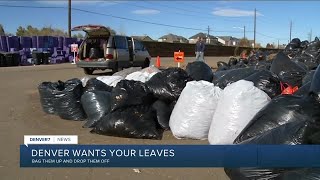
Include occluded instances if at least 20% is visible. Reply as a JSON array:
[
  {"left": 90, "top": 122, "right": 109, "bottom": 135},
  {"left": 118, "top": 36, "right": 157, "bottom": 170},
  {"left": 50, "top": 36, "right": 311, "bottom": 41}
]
[{"left": 0, "top": 1, "right": 319, "bottom": 46}]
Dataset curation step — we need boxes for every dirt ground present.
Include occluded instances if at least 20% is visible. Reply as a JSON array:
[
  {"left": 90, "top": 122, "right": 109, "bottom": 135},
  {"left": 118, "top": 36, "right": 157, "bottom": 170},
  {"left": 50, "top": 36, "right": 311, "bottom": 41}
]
[{"left": 0, "top": 56, "right": 231, "bottom": 180}]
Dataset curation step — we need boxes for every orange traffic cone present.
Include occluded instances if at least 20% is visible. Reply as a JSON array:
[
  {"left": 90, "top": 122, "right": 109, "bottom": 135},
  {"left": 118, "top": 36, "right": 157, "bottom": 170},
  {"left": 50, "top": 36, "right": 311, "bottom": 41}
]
[{"left": 156, "top": 56, "right": 161, "bottom": 68}]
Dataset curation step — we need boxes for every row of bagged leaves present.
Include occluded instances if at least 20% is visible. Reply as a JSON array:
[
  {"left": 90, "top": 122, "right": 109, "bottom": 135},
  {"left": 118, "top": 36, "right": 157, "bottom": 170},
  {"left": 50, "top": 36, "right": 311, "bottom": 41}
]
[
  {"left": 38, "top": 37, "right": 320, "bottom": 180},
  {"left": 214, "top": 38, "right": 320, "bottom": 180}
]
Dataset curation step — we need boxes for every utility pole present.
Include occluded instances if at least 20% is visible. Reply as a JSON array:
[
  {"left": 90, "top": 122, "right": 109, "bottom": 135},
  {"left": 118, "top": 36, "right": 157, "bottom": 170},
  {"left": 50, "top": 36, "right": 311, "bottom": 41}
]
[
  {"left": 289, "top": 20, "right": 292, "bottom": 42},
  {"left": 253, "top": 8, "right": 256, "bottom": 49},
  {"left": 278, "top": 39, "right": 279, "bottom": 49},
  {"left": 207, "top": 26, "right": 210, "bottom": 44},
  {"left": 68, "top": 0, "right": 71, "bottom": 38},
  {"left": 244, "top": 25, "right": 246, "bottom": 39}
]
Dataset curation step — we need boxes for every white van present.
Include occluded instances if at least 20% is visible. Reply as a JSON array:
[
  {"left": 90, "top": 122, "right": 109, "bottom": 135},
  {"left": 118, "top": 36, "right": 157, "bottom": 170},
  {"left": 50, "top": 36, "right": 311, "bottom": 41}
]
[{"left": 72, "top": 25, "right": 151, "bottom": 75}]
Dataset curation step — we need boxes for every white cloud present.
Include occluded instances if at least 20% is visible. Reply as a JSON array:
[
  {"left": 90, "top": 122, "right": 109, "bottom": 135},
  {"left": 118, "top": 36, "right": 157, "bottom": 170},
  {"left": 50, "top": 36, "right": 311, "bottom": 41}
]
[
  {"left": 132, "top": 9, "right": 160, "bottom": 15},
  {"left": 212, "top": 8, "right": 262, "bottom": 17}
]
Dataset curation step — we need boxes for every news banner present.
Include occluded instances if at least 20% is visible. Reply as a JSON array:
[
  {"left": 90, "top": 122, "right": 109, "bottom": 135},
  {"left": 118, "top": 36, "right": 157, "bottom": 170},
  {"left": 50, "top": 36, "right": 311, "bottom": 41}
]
[{"left": 21, "top": 135, "right": 320, "bottom": 168}]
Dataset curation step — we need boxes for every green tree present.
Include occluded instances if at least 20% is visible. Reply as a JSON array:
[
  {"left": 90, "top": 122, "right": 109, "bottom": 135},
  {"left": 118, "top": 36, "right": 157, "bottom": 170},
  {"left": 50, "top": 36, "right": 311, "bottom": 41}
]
[
  {"left": 266, "top": 43, "right": 275, "bottom": 49},
  {"left": 16, "top": 26, "right": 27, "bottom": 36},
  {"left": 16, "top": 25, "right": 68, "bottom": 36},
  {"left": 0, "top": 24, "right": 5, "bottom": 35},
  {"left": 239, "top": 38, "right": 250, "bottom": 47}
]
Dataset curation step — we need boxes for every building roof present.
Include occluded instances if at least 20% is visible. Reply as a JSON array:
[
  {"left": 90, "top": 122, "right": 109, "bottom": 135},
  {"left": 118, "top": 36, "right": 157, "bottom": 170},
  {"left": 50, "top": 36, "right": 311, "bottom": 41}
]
[
  {"left": 218, "top": 36, "right": 240, "bottom": 41},
  {"left": 132, "top": 35, "right": 154, "bottom": 41},
  {"left": 189, "top": 32, "right": 217, "bottom": 39},
  {"left": 159, "top": 33, "right": 188, "bottom": 42}
]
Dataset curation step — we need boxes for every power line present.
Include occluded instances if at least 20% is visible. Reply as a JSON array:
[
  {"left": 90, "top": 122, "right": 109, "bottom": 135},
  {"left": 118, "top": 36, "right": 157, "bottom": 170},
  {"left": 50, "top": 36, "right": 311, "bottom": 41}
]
[
  {"left": 0, "top": 4, "right": 206, "bottom": 31},
  {"left": 72, "top": 8, "right": 207, "bottom": 31},
  {"left": 0, "top": 4, "right": 253, "bottom": 34},
  {"left": 1, "top": 3, "right": 281, "bottom": 44},
  {"left": 256, "top": 32, "right": 287, "bottom": 40}
]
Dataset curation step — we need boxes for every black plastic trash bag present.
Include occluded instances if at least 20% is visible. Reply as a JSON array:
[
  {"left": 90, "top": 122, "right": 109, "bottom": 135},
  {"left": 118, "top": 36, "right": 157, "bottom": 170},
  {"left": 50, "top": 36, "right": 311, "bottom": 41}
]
[
  {"left": 146, "top": 68, "right": 192, "bottom": 101},
  {"left": 239, "top": 58, "right": 249, "bottom": 64},
  {"left": 91, "top": 105, "right": 162, "bottom": 139},
  {"left": 53, "top": 78, "right": 87, "bottom": 120},
  {"left": 226, "top": 94, "right": 320, "bottom": 180},
  {"left": 110, "top": 80, "right": 155, "bottom": 111},
  {"left": 231, "top": 60, "right": 248, "bottom": 69},
  {"left": 228, "top": 57, "right": 238, "bottom": 66},
  {"left": 185, "top": 61, "right": 213, "bottom": 82},
  {"left": 239, "top": 97, "right": 320, "bottom": 145},
  {"left": 84, "top": 78, "right": 113, "bottom": 92},
  {"left": 38, "top": 81, "right": 65, "bottom": 114},
  {"left": 310, "top": 65, "right": 320, "bottom": 94},
  {"left": 225, "top": 167, "right": 320, "bottom": 180},
  {"left": 277, "top": 168, "right": 320, "bottom": 180},
  {"left": 244, "top": 70, "right": 281, "bottom": 98},
  {"left": 270, "top": 52, "right": 306, "bottom": 76},
  {"left": 234, "top": 95, "right": 317, "bottom": 144},
  {"left": 292, "top": 54, "right": 318, "bottom": 71},
  {"left": 292, "top": 57, "right": 310, "bottom": 71},
  {"left": 213, "top": 68, "right": 258, "bottom": 89},
  {"left": 304, "top": 39, "right": 320, "bottom": 59},
  {"left": 303, "top": 70, "right": 316, "bottom": 85},
  {"left": 169, "top": 100, "right": 177, "bottom": 112},
  {"left": 301, "top": 40, "right": 309, "bottom": 49},
  {"left": 254, "top": 61, "right": 271, "bottom": 71},
  {"left": 212, "top": 70, "right": 230, "bottom": 84},
  {"left": 217, "top": 61, "right": 229, "bottom": 68},
  {"left": 294, "top": 82, "right": 311, "bottom": 96},
  {"left": 278, "top": 71, "right": 305, "bottom": 87},
  {"left": 81, "top": 91, "right": 112, "bottom": 128},
  {"left": 152, "top": 100, "right": 171, "bottom": 130},
  {"left": 216, "top": 61, "right": 230, "bottom": 71}
]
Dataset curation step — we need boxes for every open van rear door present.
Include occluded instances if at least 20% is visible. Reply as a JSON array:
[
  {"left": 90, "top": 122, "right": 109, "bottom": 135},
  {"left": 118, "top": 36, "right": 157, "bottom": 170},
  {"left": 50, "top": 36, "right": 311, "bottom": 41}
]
[{"left": 71, "top": 25, "right": 111, "bottom": 37}]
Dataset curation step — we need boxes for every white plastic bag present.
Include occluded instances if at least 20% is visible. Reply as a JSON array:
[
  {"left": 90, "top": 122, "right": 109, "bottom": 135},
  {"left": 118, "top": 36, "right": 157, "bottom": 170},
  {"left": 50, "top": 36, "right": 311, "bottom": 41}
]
[
  {"left": 208, "top": 80, "right": 271, "bottom": 145},
  {"left": 80, "top": 76, "right": 92, "bottom": 87},
  {"left": 140, "top": 66, "right": 161, "bottom": 74},
  {"left": 169, "top": 81, "right": 222, "bottom": 140},
  {"left": 96, "top": 76, "right": 124, "bottom": 87},
  {"left": 112, "top": 67, "right": 142, "bottom": 78},
  {"left": 125, "top": 72, "right": 151, "bottom": 83}
]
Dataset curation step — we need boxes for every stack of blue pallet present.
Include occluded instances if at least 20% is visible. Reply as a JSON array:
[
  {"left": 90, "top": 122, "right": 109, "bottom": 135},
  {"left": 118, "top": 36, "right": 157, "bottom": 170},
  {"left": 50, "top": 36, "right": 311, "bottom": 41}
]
[
  {"left": 0, "top": 35, "right": 83, "bottom": 66},
  {"left": 19, "top": 36, "right": 33, "bottom": 65}
]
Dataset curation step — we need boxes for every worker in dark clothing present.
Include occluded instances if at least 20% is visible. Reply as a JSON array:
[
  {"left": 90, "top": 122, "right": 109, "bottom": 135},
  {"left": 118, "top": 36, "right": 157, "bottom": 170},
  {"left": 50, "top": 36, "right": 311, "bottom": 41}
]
[{"left": 195, "top": 37, "right": 205, "bottom": 62}]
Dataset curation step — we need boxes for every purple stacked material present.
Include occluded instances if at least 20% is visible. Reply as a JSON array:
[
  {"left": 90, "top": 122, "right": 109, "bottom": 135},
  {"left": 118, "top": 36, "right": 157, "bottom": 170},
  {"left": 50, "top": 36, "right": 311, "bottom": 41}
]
[
  {"left": 37, "top": 36, "right": 45, "bottom": 48},
  {"left": 6, "top": 36, "right": 20, "bottom": 51},
  {"left": 32, "top": 36, "right": 44, "bottom": 48},
  {"left": 10, "top": 48, "right": 18, "bottom": 52},
  {"left": 32, "top": 36, "right": 37, "bottom": 48},
  {"left": 63, "top": 37, "right": 77, "bottom": 50},
  {"left": 0, "top": 36, "right": 8, "bottom": 52},
  {"left": 19, "top": 36, "right": 32, "bottom": 49},
  {"left": 20, "top": 49, "right": 33, "bottom": 66},
  {"left": 51, "top": 47, "right": 66, "bottom": 64},
  {"left": 58, "top": 36, "right": 64, "bottom": 48},
  {"left": 52, "top": 37, "right": 59, "bottom": 48},
  {"left": 43, "top": 36, "right": 49, "bottom": 48}
]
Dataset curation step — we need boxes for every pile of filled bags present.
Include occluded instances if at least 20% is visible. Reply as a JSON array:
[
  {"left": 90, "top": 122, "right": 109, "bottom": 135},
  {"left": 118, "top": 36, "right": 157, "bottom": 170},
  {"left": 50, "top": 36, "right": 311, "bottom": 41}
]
[{"left": 38, "top": 37, "right": 320, "bottom": 179}]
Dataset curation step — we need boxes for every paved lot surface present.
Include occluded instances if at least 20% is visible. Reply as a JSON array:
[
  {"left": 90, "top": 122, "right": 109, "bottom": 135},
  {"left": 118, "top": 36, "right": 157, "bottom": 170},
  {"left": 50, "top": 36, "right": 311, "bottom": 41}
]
[{"left": 0, "top": 56, "right": 231, "bottom": 180}]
